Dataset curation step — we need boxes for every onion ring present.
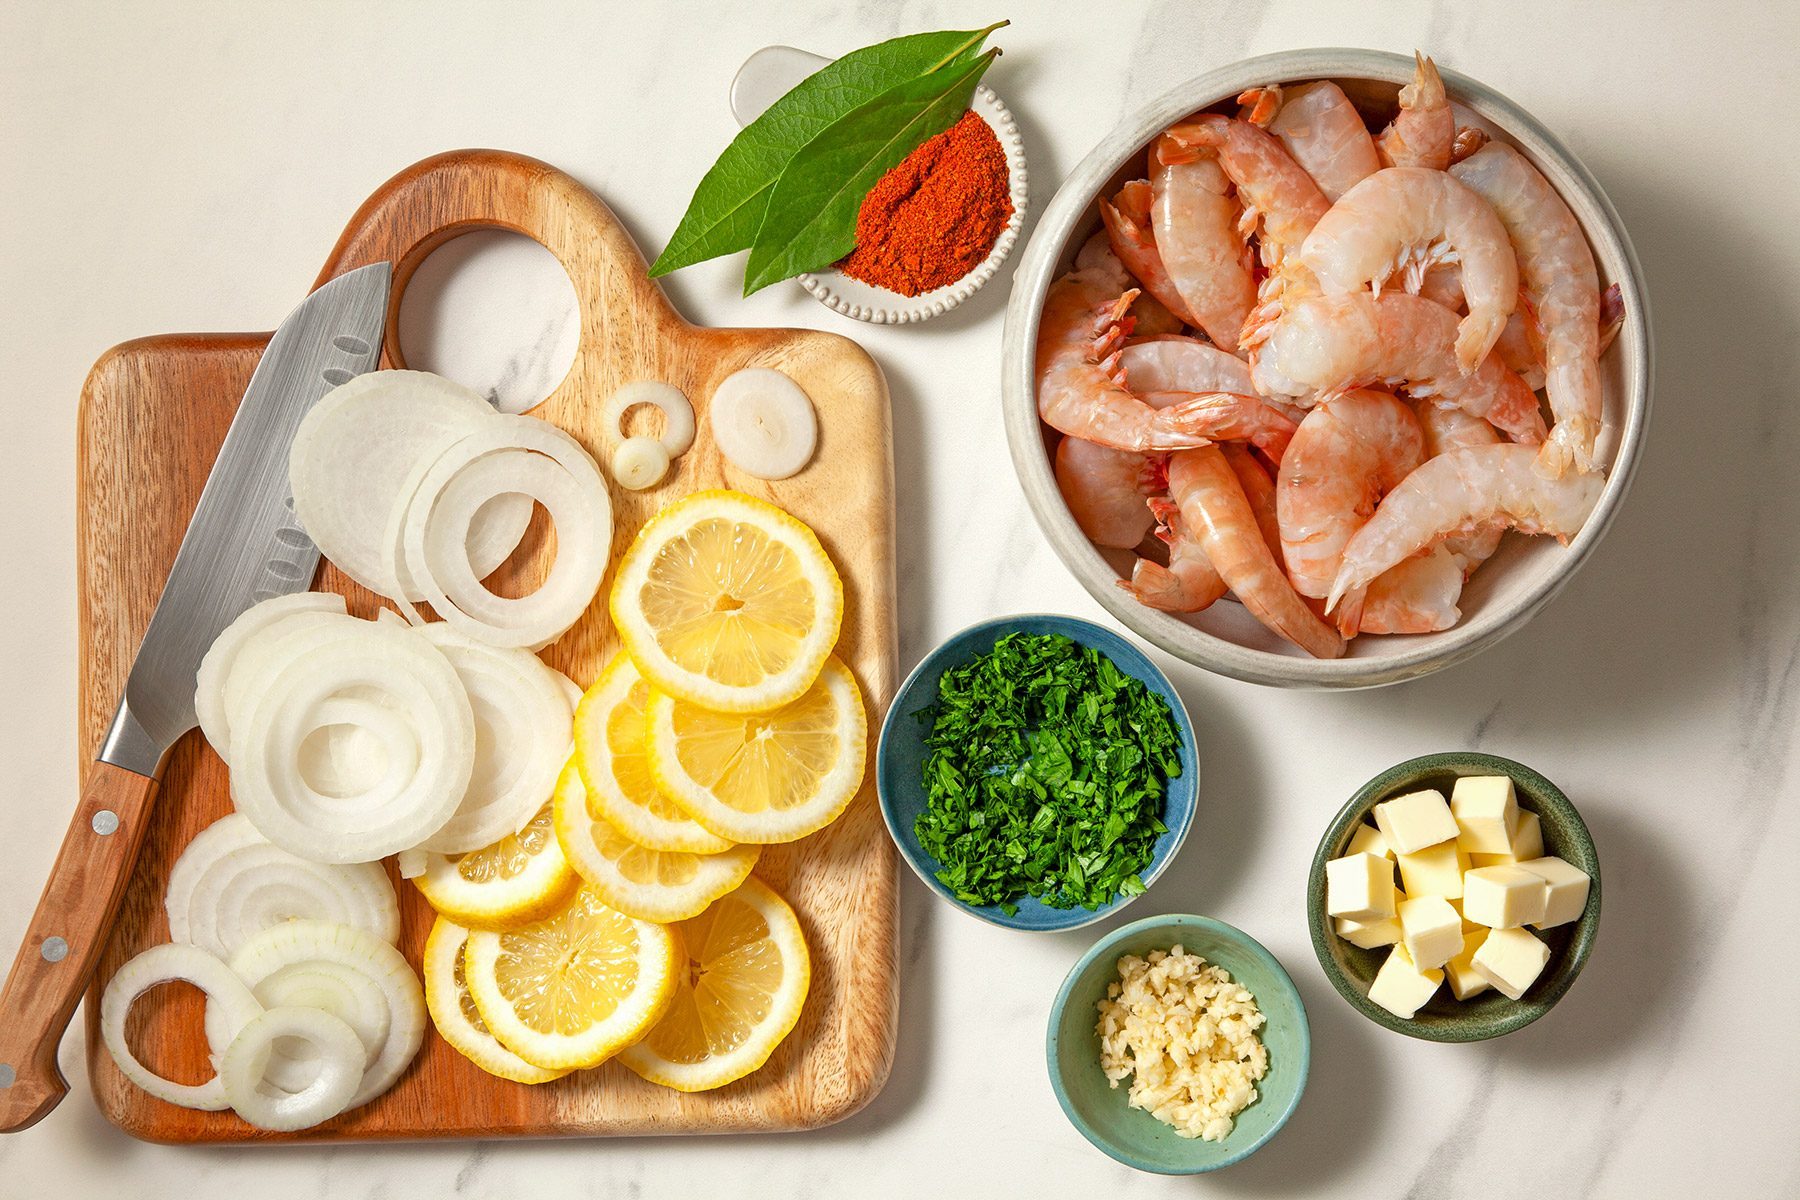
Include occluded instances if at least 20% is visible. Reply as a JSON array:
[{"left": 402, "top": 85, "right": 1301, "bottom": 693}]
[
  {"left": 219, "top": 1006, "right": 365, "bottom": 1131},
  {"left": 231, "top": 620, "right": 474, "bottom": 862},
  {"left": 205, "top": 961, "right": 390, "bottom": 1094},
  {"left": 100, "top": 943, "right": 263, "bottom": 1111},
  {"left": 228, "top": 919, "right": 426, "bottom": 1111},
  {"left": 195, "top": 593, "right": 347, "bottom": 764}
]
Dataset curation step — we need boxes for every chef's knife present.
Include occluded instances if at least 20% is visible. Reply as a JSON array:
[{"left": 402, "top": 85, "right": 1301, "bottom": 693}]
[{"left": 0, "top": 262, "right": 391, "bottom": 1132}]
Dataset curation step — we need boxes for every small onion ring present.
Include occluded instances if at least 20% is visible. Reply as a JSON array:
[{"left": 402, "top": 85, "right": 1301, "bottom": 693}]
[
  {"left": 229, "top": 920, "right": 426, "bottom": 1111},
  {"left": 220, "top": 1006, "right": 365, "bottom": 1131},
  {"left": 205, "top": 961, "right": 390, "bottom": 1094},
  {"left": 611, "top": 436, "right": 670, "bottom": 490},
  {"left": 101, "top": 943, "right": 263, "bottom": 1111},
  {"left": 401, "top": 418, "right": 611, "bottom": 649},
  {"left": 414, "top": 624, "right": 574, "bottom": 853},
  {"left": 603, "top": 380, "right": 695, "bottom": 456},
  {"left": 231, "top": 620, "right": 474, "bottom": 863}
]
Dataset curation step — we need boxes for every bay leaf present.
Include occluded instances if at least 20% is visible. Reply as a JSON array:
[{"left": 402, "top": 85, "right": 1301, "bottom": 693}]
[
  {"left": 649, "top": 22, "right": 1005, "bottom": 278},
  {"left": 741, "top": 48, "right": 999, "bottom": 296}
]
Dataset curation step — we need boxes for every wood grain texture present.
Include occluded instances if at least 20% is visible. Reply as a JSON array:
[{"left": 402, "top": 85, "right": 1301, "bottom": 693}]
[{"left": 77, "top": 150, "right": 899, "bottom": 1143}]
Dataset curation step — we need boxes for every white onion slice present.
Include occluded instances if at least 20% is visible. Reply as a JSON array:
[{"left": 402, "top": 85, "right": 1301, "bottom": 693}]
[
  {"left": 710, "top": 367, "right": 818, "bottom": 479},
  {"left": 603, "top": 380, "right": 695, "bottom": 456},
  {"left": 168, "top": 814, "right": 400, "bottom": 960},
  {"left": 101, "top": 943, "right": 262, "bottom": 1111},
  {"left": 231, "top": 619, "right": 474, "bottom": 863},
  {"left": 220, "top": 1006, "right": 365, "bottom": 1131},
  {"left": 205, "top": 961, "right": 390, "bottom": 1094},
  {"left": 413, "top": 624, "right": 573, "bottom": 853},
  {"left": 195, "top": 593, "right": 348, "bottom": 763},
  {"left": 395, "top": 848, "right": 428, "bottom": 879},
  {"left": 400, "top": 417, "right": 612, "bottom": 649},
  {"left": 229, "top": 920, "right": 425, "bottom": 1112},
  {"left": 165, "top": 812, "right": 262, "bottom": 944},
  {"left": 289, "top": 370, "right": 531, "bottom": 598},
  {"left": 611, "top": 436, "right": 670, "bottom": 490}
]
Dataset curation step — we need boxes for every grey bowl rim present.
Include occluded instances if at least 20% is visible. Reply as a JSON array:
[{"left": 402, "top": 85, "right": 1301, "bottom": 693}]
[{"left": 999, "top": 46, "right": 1654, "bottom": 690}]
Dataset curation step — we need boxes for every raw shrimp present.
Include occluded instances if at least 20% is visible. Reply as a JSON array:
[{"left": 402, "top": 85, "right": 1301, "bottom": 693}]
[
  {"left": 1149, "top": 134, "right": 1256, "bottom": 350},
  {"left": 1299, "top": 167, "right": 1519, "bottom": 371},
  {"left": 1376, "top": 53, "right": 1454, "bottom": 170},
  {"left": 1100, "top": 180, "right": 1203, "bottom": 328},
  {"left": 1412, "top": 402, "right": 1505, "bottom": 573},
  {"left": 1121, "top": 497, "right": 1228, "bottom": 613},
  {"left": 1359, "top": 546, "right": 1464, "bottom": 633},
  {"left": 1410, "top": 262, "right": 1546, "bottom": 388},
  {"left": 1037, "top": 268, "right": 1266, "bottom": 452},
  {"left": 1242, "top": 80, "right": 1381, "bottom": 202},
  {"left": 1055, "top": 436, "right": 1159, "bottom": 548},
  {"left": 1136, "top": 390, "right": 1299, "bottom": 462},
  {"left": 1163, "top": 115, "right": 1330, "bottom": 268},
  {"left": 1250, "top": 292, "right": 1547, "bottom": 445},
  {"left": 1276, "top": 390, "right": 1424, "bottom": 599},
  {"left": 1165, "top": 447, "right": 1345, "bottom": 658},
  {"left": 1076, "top": 230, "right": 1187, "bottom": 335},
  {"left": 1120, "top": 338, "right": 1257, "bottom": 394},
  {"left": 1451, "top": 142, "right": 1603, "bottom": 475},
  {"left": 1326, "top": 443, "right": 1604, "bottom": 611},
  {"left": 1221, "top": 443, "right": 1284, "bottom": 569}
]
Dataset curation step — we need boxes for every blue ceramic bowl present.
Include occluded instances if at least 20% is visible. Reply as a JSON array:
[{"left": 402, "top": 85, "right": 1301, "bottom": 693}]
[
  {"left": 875, "top": 614, "right": 1199, "bottom": 931},
  {"left": 1047, "top": 914, "right": 1311, "bottom": 1174}
]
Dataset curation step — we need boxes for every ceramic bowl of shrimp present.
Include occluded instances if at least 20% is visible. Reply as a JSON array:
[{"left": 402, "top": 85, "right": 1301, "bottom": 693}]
[{"left": 1001, "top": 48, "right": 1651, "bottom": 688}]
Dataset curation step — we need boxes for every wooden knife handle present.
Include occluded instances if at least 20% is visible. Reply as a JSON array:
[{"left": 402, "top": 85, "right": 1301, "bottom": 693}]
[{"left": 0, "top": 762, "right": 158, "bottom": 1132}]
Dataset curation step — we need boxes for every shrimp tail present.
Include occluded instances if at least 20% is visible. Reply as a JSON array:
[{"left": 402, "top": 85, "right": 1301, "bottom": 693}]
[
  {"left": 1451, "top": 126, "right": 1489, "bottom": 164},
  {"left": 1597, "top": 282, "right": 1625, "bottom": 356},
  {"left": 1237, "top": 85, "right": 1283, "bottom": 127},
  {"left": 1332, "top": 585, "right": 1367, "bottom": 637},
  {"left": 1455, "top": 311, "right": 1507, "bottom": 375}
]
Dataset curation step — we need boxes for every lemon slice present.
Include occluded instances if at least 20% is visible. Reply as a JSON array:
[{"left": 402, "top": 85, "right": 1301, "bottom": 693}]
[
  {"left": 572, "top": 652, "right": 731, "bottom": 854},
  {"left": 552, "top": 759, "right": 761, "bottom": 923},
  {"left": 413, "top": 799, "right": 579, "bottom": 930},
  {"left": 422, "top": 916, "right": 567, "bottom": 1084},
  {"left": 617, "top": 876, "right": 810, "bottom": 1092},
  {"left": 646, "top": 655, "right": 867, "bottom": 844},
  {"left": 610, "top": 490, "right": 843, "bottom": 713},
  {"left": 464, "top": 886, "right": 679, "bottom": 1070}
]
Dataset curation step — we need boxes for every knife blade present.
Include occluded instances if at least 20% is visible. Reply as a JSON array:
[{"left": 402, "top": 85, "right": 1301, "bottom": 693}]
[
  {"left": 103, "top": 261, "right": 391, "bottom": 772},
  {"left": 0, "top": 262, "right": 390, "bottom": 1132}
]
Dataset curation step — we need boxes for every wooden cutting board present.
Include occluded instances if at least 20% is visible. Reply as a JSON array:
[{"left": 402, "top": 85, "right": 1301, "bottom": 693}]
[{"left": 76, "top": 149, "right": 899, "bottom": 1142}]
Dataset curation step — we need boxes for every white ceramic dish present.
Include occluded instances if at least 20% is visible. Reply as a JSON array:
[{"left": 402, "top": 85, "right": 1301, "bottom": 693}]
[
  {"left": 1000, "top": 48, "right": 1652, "bottom": 689},
  {"left": 730, "top": 46, "right": 1029, "bottom": 324}
]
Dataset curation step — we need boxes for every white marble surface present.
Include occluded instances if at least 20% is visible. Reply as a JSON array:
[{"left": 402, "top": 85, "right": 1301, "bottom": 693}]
[{"left": 2, "top": 1, "right": 1796, "bottom": 1196}]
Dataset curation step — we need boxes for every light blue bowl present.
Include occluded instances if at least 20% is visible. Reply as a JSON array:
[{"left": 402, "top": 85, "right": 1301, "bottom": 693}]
[
  {"left": 1047, "top": 914, "right": 1311, "bottom": 1174},
  {"left": 875, "top": 614, "right": 1198, "bottom": 931}
]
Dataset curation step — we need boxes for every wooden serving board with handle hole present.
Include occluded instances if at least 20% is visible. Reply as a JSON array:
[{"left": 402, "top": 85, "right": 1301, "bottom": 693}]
[{"left": 76, "top": 149, "right": 898, "bottom": 1142}]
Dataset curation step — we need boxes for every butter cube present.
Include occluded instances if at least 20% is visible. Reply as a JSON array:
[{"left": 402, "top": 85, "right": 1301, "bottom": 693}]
[
  {"left": 1326, "top": 853, "right": 1395, "bottom": 920},
  {"left": 1336, "top": 913, "right": 1402, "bottom": 949},
  {"left": 1399, "top": 896, "right": 1464, "bottom": 970},
  {"left": 1367, "top": 942, "right": 1443, "bottom": 1018},
  {"left": 1445, "top": 927, "right": 1492, "bottom": 999},
  {"left": 1471, "top": 926, "right": 1550, "bottom": 999},
  {"left": 1517, "top": 856, "right": 1591, "bottom": 929},
  {"left": 1345, "top": 822, "right": 1392, "bottom": 860},
  {"left": 1451, "top": 775, "right": 1518, "bottom": 854},
  {"left": 1467, "top": 809, "right": 1544, "bottom": 868},
  {"left": 1397, "top": 840, "right": 1470, "bottom": 899},
  {"left": 1373, "top": 788, "right": 1459, "bottom": 855},
  {"left": 1462, "top": 865, "right": 1549, "bottom": 928}
]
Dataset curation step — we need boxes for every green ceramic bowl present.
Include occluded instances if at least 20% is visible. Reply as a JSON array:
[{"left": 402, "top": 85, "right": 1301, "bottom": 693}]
[
  {"left": 1308, "top": 752, "right": 1602, "bottom": 1041},
  {"left": 1046, "top": 914, "right": 1310, "bottom": 1174}
]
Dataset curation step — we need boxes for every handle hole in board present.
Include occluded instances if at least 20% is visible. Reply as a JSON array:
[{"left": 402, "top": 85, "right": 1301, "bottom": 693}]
[{"left": 394, "top": 229, "right": 580, "bottom": 415}]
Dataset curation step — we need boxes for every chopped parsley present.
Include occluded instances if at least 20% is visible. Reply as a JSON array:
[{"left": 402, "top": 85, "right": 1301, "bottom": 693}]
[{"left": 913, "top": 632, "right": 1182, "bottom": 915}]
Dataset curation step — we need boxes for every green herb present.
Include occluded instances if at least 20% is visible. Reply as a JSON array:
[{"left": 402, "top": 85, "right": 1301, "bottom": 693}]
[
  {"left": 912, "top": 633, "right": 1183, "bottom": 913},
  {"left": 649, "top": 23, "right": 1006, "bottom": 278},
  {"left": 741, "top": 47, "right": 999, "bottom": 295}
]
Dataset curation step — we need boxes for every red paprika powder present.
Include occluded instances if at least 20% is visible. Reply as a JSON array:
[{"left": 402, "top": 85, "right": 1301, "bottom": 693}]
[{"left": 839, "top": 109, "right": 1013, "bottom": 296}]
